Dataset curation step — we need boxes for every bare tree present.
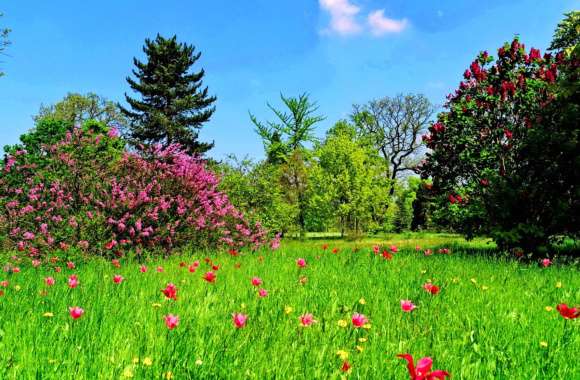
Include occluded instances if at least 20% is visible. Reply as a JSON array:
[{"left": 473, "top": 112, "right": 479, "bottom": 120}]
[
  {"left": 352, "top": 93, "right": 434, "bottom": 196},
  {"left": 0, "top": 12, "right": 11, "bottom": 77}
]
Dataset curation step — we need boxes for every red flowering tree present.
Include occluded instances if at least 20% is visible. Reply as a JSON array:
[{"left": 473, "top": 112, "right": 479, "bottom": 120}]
[
  {"left": 0, "top": 124, "right": 266, "bottom": 258},
  {"left": 420, "top": 37, "right": 579, "bottom": 254}
]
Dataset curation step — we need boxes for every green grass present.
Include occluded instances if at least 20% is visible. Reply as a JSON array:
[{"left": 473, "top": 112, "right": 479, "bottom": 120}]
[{"left": 0, "top": 234, "right": 578, "bottom": 379}]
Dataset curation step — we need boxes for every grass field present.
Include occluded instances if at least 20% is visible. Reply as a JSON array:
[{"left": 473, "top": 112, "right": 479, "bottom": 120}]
[{"left": 0, "top": 234, "right": 578, "bottom": 379}]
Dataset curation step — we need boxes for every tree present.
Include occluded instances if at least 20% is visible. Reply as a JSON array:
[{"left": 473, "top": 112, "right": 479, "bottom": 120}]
[
  {"left": 0, "top": 12, "right": 11, "bottom": 77},
  {"left": 120, "top": 34, "right": 216, "bottom": 155},
  {"left": 250, "top": 93, "right": 324, "bottom": 164},
  {"left": 308, "top": 121, "right": 389, "bottom": 237},
  {"left": 352, "top": 94, "right": 434, "bottom": 196},
  {"left": 549, "top": 11, "right": 579, "bottom": 51},
  {"left": 420, "top": 35, "right": 579, "bottom": 254},
  {"left": 35, "top": 93, "right": 127, "bottom": 128}
]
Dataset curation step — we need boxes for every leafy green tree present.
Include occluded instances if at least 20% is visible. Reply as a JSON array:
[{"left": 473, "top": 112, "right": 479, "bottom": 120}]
[
  {"left": 120, "top": 34, "right": 216, "bottom": 154},
  {"left": 309, "top": 121, "right": 389, "bottom": 237},
  {"left": 393, "top": 177, "right": 420, "bottom": 232},
  {"left": 250, "top": 93, "right": 324, "bottom": 164},
  {"left": 35, "top": 93, "right": 127, "bottom": 128},
  {"left": 352, "top": 94, "right": 434, "bottom": 196},
  {"left": 549, "top": 11, "right": 579, "bottom": 51},
  {"left": 0, "top": 12, "right": 11, "bottom": 77}
]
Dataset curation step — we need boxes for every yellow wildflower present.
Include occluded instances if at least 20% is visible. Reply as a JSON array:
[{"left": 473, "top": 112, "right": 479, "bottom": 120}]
[
  {"left": 14, "top": 285, "right": 21, "bottom": 291},
  {"left": 241, "top": 303, "right": 246, "bottom": 309},
  {"left": 540, "top": 341, "right": 548, "bottom": 348},
  {"left": 356, "top": 345, "right": 364, "bottom": 352},
  {"left": 164, "top": 372, "right": 174, "bottom": 380},
  {"left": 132, "top": 357, "right": 139, "bottom": 364},
  {"left": 470, "top": 278, "right": 477, "bottom": 284},
  {"left": 195, "top": 359, "right": 203, "bottom": 366},
  {"left": 363, "top": 323, "right": 371, "bottom": 330},
  {"left": 336, "top": 350, "right": 349, "bottom": 361},
  {"left": 358, "top": 337, "right": 367, "bottom": 343},
  {"left": 556, "top": 282, "right": 562, "bottom": 288},
  {"left": 545, "top": 306, "right": 553, "bottom": 312},
  {"left": 337, "top": 319, "right": 348, "bottom": 328},
  {"left": 152, "top": 303, "right": 162, "bottom": 308},
  {"left": 284, "top": 305, "right": 293, "bottom": 315},
  {"left": 123, "top": 367, "right": 134, "bottom": 378},
  {"left": 142, "top": 357, "right": 153, "bottom": 366},
  {"left": 481, "top": 285, "right": 489, "bottom": 291},
  {"left": 420, "top": 269, "right": 427, "bottom": 275},
  {"left": 358, "top": 298, "right": 366, "bottom": 305},
  {"left": 43, "top": 312, "right": 54, "bottom": 318}
]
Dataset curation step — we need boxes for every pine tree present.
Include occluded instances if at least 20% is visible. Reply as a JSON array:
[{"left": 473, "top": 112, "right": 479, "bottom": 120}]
[{"left": 120, "top": 34, "right": 216, "bottom": 154}]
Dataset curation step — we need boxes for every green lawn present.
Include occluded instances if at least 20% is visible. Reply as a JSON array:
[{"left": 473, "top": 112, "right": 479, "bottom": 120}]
[{"left": 0, "top": 234, "right": 578, "bottom": 379}]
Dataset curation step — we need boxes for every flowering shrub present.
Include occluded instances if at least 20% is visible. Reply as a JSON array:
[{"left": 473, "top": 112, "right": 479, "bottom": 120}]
[
  {"left": 0, "top": 123, "right": 266, "bottom": 258},
  {"left": 420, "top": 38, "right": 579, "bottom": 254}
]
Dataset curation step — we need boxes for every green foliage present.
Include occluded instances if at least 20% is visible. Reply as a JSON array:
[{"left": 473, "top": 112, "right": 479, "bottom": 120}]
[
  {"left": 549, "top": 11, "right": 580, "bottom": 51},
  {"left": 35, "top": 93, "right": 127, "bottom": 128},
  {"left": 120, "top": 34, "right": 216, "bottom": 155},
  {"left": 250, "top": 93, "right": 324, "bottom": 164},
  {"left": 0, "top": 12, "right": 10, "bottom": 77}
]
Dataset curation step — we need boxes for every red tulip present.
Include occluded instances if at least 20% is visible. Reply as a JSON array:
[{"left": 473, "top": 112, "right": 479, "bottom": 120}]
[
  {"left": 541, "top": 258, "right": 552, "bottom": 268},
  {"left": 299, "top": 313, "right": 316, "bottom": 327},
  {"left": 203, "top": 271, "right": 216, "bottom": 283},
  {"left": 113, "top": 275, "right": 124, "bottom": 284},
  {"left": 296, "top": 258, "right": 307, "bottom": 268},
  {"left": 162, "top": 283, "right": 178, "bottom": 300},
  {"left": 258, "top": 288, "right": 268, "bottom": 297},
  {"left": 139, "top": 265, "right": 147, "bottom": 273},
  {"left": 45, "top": 276, "right": 55, "bottom": 286},
  {"left": 164, "top": 314, "right": 179, "bottom": 329},
  {"left": 232, "top": 313, "right": 248, "bottom": 328},
  {"left": 401, "top": 300, "right": 416, "bottom": 312},
  {"left": 556, "top": 304, "right": 579, "bottom": 320},
  {"left": 397, "top": 354, "right": 450, "bottom": 380},
  {"left": 423, "top": 283, "right": 440, "bottom": 295},
  {"left": 382, "top": 250, "right": 393, "bottom": 260},
  {"left": 68, "top": 274, "right": 79, "bottom": 288},
  {"left": 69, "top": 306, "right": 84, "bottom": 320},
  {"left": 351, "top": 313, "right": 368, "bottom": 328},
  {"left": 251, "top": 277, "right": 262, "bottom": 286},
  {"left": 341, "top": 361, "right": 351, "bottom": 372}
]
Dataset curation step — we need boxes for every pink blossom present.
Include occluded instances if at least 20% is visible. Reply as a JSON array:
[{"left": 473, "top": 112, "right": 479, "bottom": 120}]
[
  {"left": 258, "top": 288, "right": 268, "bottom": 297},
  {"left": 113, "top": 275, "right": 124, "bottom": 284},
  {"left": 351, "top": 313, "right": 368, "bottom": 328},
  {"left": 251, "top": 277, "right": 262, "bottom": 286},
  {"left": 401, "top": 300, "right": 416, "bottom": 313},
  {"left": 68, "top": 274, "right": 79, "bottom": 288},
  {"left": 164, "top": 314, "right": 179, "bottom": 329},
  {"left": 542, "top": 258, "right": 552, "bottom": 268},
  {"left": 299, "top": 313, "right": 316, "bottom": 327},
  {"left": 69, "top": 306, "right": 84, "bottom": 319},
  {"left": 232, "top": 313, "right": 248, "bottom": 328},
  {"left": 45, "top": 277, "right": 55, "bottom": 286},
  {"left": 296, "top": 258, "right": 307, "bottom": 268}
]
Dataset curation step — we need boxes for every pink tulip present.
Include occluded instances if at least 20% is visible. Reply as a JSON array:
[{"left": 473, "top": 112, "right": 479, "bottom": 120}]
[
  {"left": 251, "top": 277, "right": 262, "bottom": 286},
  {"left": 258, "top": 288, "right": 268, "bottom": 297},
  {"left": 299, "top": 313, "right": 316, "bottom": 327},
  {"left": 390, "top": 245, "right": 398, "bottom": 253},
  {"left": 296, "top": 258, "right": 307, "bottom": 268},
  {"left": 203, "top": 271, "right": 216, "bottom": 283},
  {"left": 12, "top": 267, "right": 20, "bottom": 273},
  {"left": 162, "top": 283, "right": 178, "bottom": 300},
  {"left": 69, "top": 306, "right": 84, "bottom": 319},
  {"left": 188, "top": 264, "right": 197, "bottom": 273},
  {"left": 0, "top": 280, "right": 8, "bottom": 287},
  {"left": 542, "top": 258, "right": 552, "bottom": 268},
  {"left": 66, "top": 261, "right": 75, "bottom": 269},
  {"left": 351, "top": 313, "right": 368, "bottom": 328},
  {"left": 139, "top": 265, "right": 147, "bottom": 273},
  {"left": 32, "top": 259, "right": 41, "bottom": 268},
  {"left": 401, "top": 300, "right": 416, "bottom": 312},
  {"left": 397, "top": 354, "right": 450, "bottom": 380},
  {"left": 164, "top": 314, "right": 179, "bottom": 329},
  {"left": 232, "top": 313, "right": 248, "bottom": 328},
  {"left": 156, "top": 266, "right": 164, "bottom": 273},
  {"left": 68, "top": 274, "right": 79, "bottom": 288},
  {"left": 423, "top": 283, "right": 440, "bottom": 295},
  {"left": 113, "top": 275, "right": 124, "bottom": 284},
  {"left": 44, "top": 277, "right": 55, "bottom": 286}
]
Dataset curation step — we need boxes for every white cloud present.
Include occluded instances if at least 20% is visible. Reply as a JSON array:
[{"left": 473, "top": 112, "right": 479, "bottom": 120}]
[
  {"left": 367, "top": 9, "right": 408, "bottom": 36},
  {"left": 319, "top": 0, "right": 362, "bottom": 35}
]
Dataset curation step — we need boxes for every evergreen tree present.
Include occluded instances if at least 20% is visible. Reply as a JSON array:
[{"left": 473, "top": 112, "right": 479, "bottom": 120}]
[{"left": 120, "top": 34, "right": 216, "bottom": 154}]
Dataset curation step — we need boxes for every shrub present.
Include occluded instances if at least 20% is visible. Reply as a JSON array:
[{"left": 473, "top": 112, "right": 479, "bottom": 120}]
[
  {"left": 0, "top": 124, "right": 266, "bottom": 258},
  {"left": 420, "top": 38, "right": 579, "bottom": 254}
]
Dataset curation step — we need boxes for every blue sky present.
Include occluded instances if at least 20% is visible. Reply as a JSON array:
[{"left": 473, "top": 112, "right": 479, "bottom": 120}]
[{"left": 0, "top": 0, "right": 577, "bottom": 159}]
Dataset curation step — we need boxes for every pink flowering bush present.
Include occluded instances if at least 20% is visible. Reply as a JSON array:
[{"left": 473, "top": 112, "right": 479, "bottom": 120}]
[{"left": 0, "top": 125, "right": 266, "bottom": 258}]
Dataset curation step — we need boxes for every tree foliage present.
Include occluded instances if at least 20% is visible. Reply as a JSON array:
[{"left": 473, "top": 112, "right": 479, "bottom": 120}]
[
  {"left": 0, "top": 12, "right": 11, "bottom": 77},
  {"left": 120, "top": 34, "right": 216, "bottom": 155}
]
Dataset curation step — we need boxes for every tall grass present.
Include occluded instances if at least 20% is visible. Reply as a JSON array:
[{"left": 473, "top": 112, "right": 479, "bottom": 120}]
[{"left": 0, "top": 235, "right": 578, "bottom": 379}]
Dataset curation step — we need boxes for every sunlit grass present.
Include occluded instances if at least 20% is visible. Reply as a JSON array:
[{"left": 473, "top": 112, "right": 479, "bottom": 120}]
[{"left": 0, "top": 235, "right": 578, "bottom": 379}]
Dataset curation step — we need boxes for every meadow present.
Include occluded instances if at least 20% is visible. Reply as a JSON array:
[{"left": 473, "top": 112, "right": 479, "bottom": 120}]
[{"left": 0, "top": 234, "right": 578, "bottom": 379}]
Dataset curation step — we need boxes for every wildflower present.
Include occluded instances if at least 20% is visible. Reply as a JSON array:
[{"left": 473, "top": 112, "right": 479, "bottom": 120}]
[
  {"left": 337, "top": 319, "right": 348, "bottom": 328},
  {"left": 45, "top": 277, "right": 55, "bottom": 286},
  {"left": 14, "top": 285, "right": 21, "bottom": 291},
  {"left": 195, "top": 359, "right": 203, "bottom": 366},
  {"left": 152, "top": 303, "right": 162, "bottom": 308},
  {"left": 188, "top": 264, "right": 197, "bottom": 273},
  {"left": 481, "top": 285, "right": 489, "bottom": 291},
  {"left": 356, "top": 345, "right": 364, "bottom": 352},
  {"left": 66, "top": 261, "right": 75, "bottom": 269},
  {"left": 382, "top": 250, "right": 393, "bottom": 260},
  {"left": 358, "top": 337, "right": 367, "bottom": 343},
  {"left": 164, "top": 314, "right": 179, "bottom": 329},
  {"left": 341, "top": 361, "right": 351, "bottom": 373},
  {"left": 359, "top": 298, "right": 366, "bottom": 305},
  {"left": 112, "top": 259, "right": 121, "bottom": 268},
  {"left": 422, "top": 283, "right": 440, "bottom": 295},
  {"left": 556, "top": 304, "right": 579, "bottom": 320},
  {"left": 556, "top": 282, "right": 562, "bottom": 288},
  {"left": 351, "top": 313, "right": 368, "bottom": 328},
  {"left": 424, "top": 249, "right": 433, "bottom": 256},
  {"left": 390, "top": 245, "right": 398, "bottom": 253},
  {"left": 332, "top": 247, "right": 339, "bottom": 254},
  {"left": 258, "top": 288, "right": 268, "bottom": 297},
  {"left": 251, "top": 277, "right": 262, "bottom": 286},
  {"left": 142, "top": 357, "right": 153, "bottom": 366},
  {"left": 164, "top": 371, "right": 174, "bottom": 380},
  {"left": 299, "top": 313, "right": 316, "bottom": 327},
  {"left": 401, "top": 300, "right": 416, "bottom": 313},
  {"left": 397, "top": 354, "right": 450, "bottom": 380},
  {"left": 299, "top": 276, "right": 308, "bottom": 285},
  {"left": 0, "top": 280, "right": 8, "bottom": 287},
  {"left": 336, "top": 350, "right": 349, "bottom": 360},
  {"left": 68, "top": 274, "right": 79, "bottom": 288},
  {"left": 113, "top": 275, "right": 124, "bottom": 284},
  {"left": 69, "top": 306, "right": 84, "bottom": 319},
  {"left": 296, "top": 258, "right": 307, "bottom": 268},
  {"left": 32, "top": 259, "right": 41, "bottom": 267},
  {"left": 139, "top": 265, "right": 147, "bottom": 273},
  {"left": 156, "top": 266, "right": 164, "bottom": 273},
  {"left": 12, "top": 267, "right": 20, "bottom": 273},
  {"left": 203, "top": 271, "right": 216, "bottom": 283},
  {"left": 232, "top": 313, "right": 248, "bottom": 328},
  {"left": 285, "top": 306, "right": 294, "bottom": 314},
  {"left": 43, "top": 312, "right": 54, "bottom": 318},
  {"left": 161, "top": 283, "right": 178, "bottom": 300},
  {"left": 540, "top": 341, "right": 548, "bottom": 348},
  {"left": 545, "top": 306, "right": 553, "bottom": 312},
  {"left": 542, "top": 258, "right": 552, "bottom": 267},
  {"left": 123, "top": 367, "right": 134, "bottom": 378}
]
